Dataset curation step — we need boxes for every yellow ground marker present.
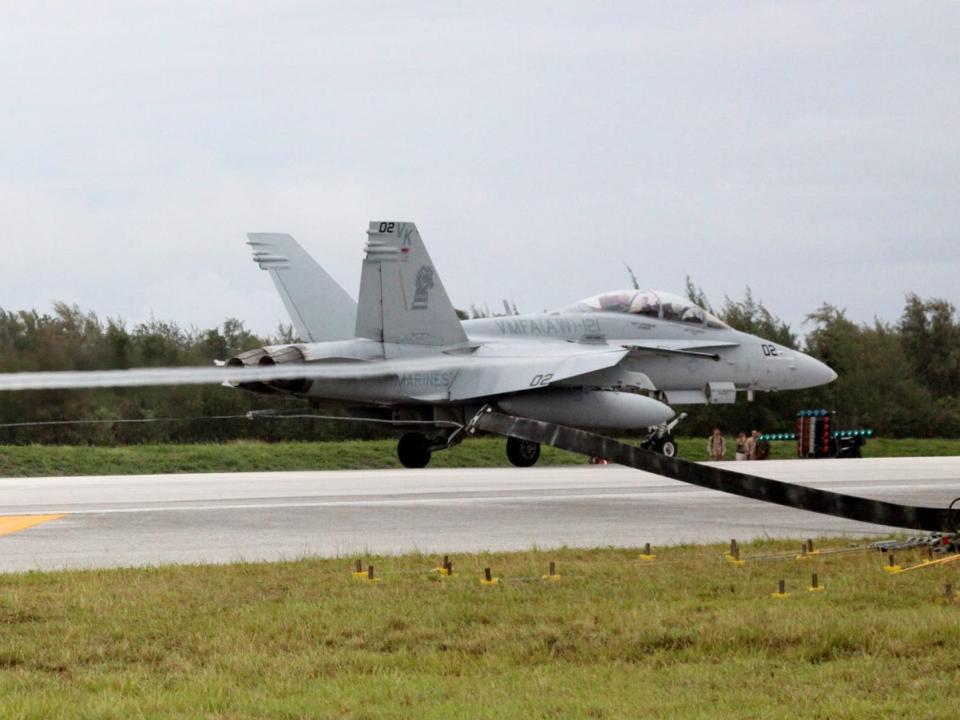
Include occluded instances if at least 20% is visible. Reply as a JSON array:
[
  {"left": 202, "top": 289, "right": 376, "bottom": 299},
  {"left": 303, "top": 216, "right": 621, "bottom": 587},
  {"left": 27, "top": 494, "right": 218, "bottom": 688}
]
[
  {"left": 771, "top": 580, "right": 790, "bottom": 599},
  {"left": 541, "top": 561, "right": 561, "bottom": 581},
  {"left": 883, "top": 554, "right": 903, "bottom": 574},
  {"left": 0, "top": 514, "right": 66, "bottom": 536},
  {"left": 639, "top": 543, "right": 655, "bottom": 562},
  {"left": 480, "top": 568, "right": 500, "bottom": 585}
]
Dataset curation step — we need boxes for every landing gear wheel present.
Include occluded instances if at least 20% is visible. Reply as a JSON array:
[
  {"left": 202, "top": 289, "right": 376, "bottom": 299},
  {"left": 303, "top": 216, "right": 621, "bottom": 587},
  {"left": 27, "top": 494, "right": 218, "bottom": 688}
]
[
  {"left": 506, "top": 437, "right": 540, "bottom": 467},
  {"left": 659, "top": 437, "right": 678, "bottom": 458},
  {"left": 397, "top": 432, "right": 432, "bottom": 469}
]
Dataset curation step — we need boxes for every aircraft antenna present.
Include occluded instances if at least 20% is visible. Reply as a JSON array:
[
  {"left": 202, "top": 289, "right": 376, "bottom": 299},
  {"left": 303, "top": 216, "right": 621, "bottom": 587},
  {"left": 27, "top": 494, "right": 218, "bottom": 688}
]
[{"left": 624, "top": 262, "right": 640, "bottom": 290}]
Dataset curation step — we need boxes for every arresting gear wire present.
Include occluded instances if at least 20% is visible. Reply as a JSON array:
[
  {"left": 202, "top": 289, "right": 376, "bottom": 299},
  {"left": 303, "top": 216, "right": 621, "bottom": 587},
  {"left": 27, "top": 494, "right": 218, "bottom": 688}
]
[
  {"left": 0, "top": 411, "right": 465, "bottom": 430},
  {"left": 469, "top": 408, "right": 960, "bottom": 533}
]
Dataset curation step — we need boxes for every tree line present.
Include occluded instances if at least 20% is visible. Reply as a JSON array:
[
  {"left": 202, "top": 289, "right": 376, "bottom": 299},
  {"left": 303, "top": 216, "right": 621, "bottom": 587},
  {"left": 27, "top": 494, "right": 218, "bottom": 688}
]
[
  {"left": 0, "top": 305, "right": 370, "bottom": 444},
  {"left": 0, "top": 291, "right": 957, "bottom": 445},
  {"left": 682, "top": 283, "right": 960, "bottom": 439}
]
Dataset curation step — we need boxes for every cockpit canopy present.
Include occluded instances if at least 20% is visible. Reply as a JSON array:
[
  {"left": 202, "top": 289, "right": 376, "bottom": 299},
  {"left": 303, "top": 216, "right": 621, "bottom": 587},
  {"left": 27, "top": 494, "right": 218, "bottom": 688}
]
[{"left": 558, "top": 289, "right": 729, "bottom": 329}]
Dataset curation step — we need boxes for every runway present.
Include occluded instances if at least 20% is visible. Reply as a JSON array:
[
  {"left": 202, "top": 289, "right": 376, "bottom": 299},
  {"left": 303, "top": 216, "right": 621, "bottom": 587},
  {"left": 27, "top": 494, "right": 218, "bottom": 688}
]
[{"left": 1, "top": 457, "right": 959, "bottom": 572}]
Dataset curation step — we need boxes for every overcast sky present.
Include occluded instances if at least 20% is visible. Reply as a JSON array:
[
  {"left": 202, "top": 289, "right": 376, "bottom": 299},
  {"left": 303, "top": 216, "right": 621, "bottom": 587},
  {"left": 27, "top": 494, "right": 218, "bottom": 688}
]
[{"left": 2, "top": 2, "right": 958, "bottom": 341}]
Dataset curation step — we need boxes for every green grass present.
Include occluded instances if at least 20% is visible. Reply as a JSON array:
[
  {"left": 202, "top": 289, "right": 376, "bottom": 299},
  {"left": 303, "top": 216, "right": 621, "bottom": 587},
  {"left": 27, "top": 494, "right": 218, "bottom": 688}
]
[
  {"left": 0, "top": 436, "right": 957, "bottom": 477},
  {"left": 2, "top": 540, "right": 960, "bottom": 718},
  {"left": 0, "top": 438, "right": 587, "bottom": 477}
]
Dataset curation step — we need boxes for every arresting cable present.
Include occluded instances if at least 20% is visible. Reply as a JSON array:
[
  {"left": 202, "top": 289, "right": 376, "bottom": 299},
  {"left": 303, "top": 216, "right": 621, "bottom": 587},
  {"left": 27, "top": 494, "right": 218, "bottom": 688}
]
[{"left": 469, "top": 408, "right": 958, "bottom": 533}]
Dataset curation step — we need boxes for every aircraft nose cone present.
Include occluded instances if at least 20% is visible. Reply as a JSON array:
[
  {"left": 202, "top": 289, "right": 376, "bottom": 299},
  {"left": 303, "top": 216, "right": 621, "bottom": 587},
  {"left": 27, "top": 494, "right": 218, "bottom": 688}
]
[{"left": 800, "top": 354, "right": 837, "bottom": 388}]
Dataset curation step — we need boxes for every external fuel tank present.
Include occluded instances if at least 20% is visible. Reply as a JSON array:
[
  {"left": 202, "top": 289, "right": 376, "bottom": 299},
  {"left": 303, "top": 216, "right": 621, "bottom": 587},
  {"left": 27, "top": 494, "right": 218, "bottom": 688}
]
[{"left": 499, "top": 390, "right": 674, "bottom": 430}]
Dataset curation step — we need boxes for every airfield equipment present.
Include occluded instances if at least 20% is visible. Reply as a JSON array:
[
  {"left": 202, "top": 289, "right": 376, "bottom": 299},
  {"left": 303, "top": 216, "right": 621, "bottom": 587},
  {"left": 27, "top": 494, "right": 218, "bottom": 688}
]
[{"left": 759, "top": 410, "right": 874, "bottom": 458}]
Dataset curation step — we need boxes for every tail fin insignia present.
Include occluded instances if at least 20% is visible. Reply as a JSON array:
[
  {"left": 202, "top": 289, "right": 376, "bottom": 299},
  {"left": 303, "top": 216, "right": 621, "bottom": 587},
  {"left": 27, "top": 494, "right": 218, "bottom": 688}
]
[{"left": 355, "top": 222, "right": 467, "bottom": 348}]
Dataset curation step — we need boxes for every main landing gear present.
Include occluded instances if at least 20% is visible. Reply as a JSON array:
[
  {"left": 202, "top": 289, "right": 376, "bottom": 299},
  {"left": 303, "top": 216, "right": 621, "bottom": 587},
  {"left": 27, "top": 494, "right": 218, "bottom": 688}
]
[
  {"left": 506, "top": 436, "right": 540, "bottom": 467},
  {"left": 397, "top": 431, "right": 543, "bottom": 469},
  {"left": 397, "top": 432, "right": 432, "bottom": 469},
  {"left": 397, "top": 413, "right": 680, "bottom": 469}
]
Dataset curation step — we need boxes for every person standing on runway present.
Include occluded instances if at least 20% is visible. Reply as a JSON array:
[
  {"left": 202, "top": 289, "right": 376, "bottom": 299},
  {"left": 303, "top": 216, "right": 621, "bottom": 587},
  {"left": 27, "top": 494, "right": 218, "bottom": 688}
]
[
  {"left": 735, "top": 432, "right": 748, "bottom": 461},
  {"left": 707, "top": 428, "right": 726, "bottom": 461}
]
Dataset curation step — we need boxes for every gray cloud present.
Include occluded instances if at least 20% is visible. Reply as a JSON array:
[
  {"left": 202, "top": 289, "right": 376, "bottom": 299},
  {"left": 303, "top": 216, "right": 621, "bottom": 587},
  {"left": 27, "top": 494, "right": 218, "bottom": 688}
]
[{"left": 1, "top": 2, "right": 957, "bottom": 338}]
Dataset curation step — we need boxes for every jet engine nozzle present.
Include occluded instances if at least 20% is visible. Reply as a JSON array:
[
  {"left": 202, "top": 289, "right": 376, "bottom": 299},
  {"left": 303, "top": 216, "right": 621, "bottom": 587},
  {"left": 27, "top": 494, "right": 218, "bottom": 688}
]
[
  {"left": 256, "top": 345, "right": 310, "bottom": 394},
  {"left": 225, "top": 347, "right": 277, "bottom": 395},
  {"left": 226, "top": 345, "right": 310, "bottom": 395}
]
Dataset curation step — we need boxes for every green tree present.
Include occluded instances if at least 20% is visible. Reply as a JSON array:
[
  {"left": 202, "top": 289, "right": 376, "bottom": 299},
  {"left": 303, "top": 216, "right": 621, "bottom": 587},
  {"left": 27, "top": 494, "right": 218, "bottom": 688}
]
[
  {"left": 803, "top": 304, "right": 938, "bottom": 436},
  {"left": 900, "top": 295, "right": 960, "bottom": 397}
]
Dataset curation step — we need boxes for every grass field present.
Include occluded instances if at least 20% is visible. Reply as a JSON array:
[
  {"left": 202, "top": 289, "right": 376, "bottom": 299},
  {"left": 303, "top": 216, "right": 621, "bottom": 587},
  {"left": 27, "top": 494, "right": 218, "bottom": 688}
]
[
  {"left": 0, "top": 436, "right": 957, "bottom": 477},
  {"left": 1, "top": 540, "right": 959, "bottom": 718}
]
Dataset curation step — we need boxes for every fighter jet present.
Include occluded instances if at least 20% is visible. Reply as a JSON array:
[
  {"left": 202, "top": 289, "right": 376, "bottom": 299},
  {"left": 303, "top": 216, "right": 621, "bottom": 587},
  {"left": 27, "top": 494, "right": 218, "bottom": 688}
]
[
  {"left": 0, "top": 221, "right": 836, "bottom": 468},
  {"left": 236, "top": 222, "right": 835, "bottom": 467}
]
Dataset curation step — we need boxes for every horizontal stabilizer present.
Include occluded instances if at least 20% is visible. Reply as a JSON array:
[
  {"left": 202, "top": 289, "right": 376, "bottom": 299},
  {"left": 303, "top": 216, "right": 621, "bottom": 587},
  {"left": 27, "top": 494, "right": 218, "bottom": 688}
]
[{"left": 247, "top": 233, "right": 357, "bottom": 342}]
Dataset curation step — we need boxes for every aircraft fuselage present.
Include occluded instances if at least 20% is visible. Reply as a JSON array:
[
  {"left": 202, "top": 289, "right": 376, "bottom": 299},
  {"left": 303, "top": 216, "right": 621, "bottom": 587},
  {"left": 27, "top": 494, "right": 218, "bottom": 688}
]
[{"left": 259, "top": 310, "right": 834, "bottom": 414}]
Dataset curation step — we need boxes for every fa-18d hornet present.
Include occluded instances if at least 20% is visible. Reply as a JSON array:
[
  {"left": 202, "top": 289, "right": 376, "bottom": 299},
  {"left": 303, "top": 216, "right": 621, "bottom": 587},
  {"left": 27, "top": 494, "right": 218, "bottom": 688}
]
[
  {"left": 0, "top": 222, "right": 836, "bottom": 468},
  {"left": 236, "top": 221, "right": 835, "bottom": 467}
]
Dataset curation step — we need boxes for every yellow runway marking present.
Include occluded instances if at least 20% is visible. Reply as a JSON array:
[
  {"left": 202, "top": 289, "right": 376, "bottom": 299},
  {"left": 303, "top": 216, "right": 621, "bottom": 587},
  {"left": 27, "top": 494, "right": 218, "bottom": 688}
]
[{"left": 0, "top": 514, "right": 66, "bottom": 536}]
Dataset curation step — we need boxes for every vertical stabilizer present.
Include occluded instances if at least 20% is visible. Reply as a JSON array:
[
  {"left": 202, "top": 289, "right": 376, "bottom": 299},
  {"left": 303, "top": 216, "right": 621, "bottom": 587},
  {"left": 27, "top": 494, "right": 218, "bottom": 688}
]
[
  {"left": 247, "top": 233, "right": 357, "bottom": 342},
  {"left": 354, "top": 222, "right": 467, "bottom": 347}
]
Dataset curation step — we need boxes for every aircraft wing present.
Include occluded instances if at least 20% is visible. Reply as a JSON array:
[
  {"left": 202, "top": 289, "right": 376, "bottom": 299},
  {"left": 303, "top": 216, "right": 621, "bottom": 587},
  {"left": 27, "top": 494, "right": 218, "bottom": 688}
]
[
  {"left": 0, "top": 362, "right": 391, "bottom": 392},
  {"left": 442, "top": 344, "right": 629, "bottom": 402},
  {"left": 0, "top": 346, "right": 629, "bottom": 398}
]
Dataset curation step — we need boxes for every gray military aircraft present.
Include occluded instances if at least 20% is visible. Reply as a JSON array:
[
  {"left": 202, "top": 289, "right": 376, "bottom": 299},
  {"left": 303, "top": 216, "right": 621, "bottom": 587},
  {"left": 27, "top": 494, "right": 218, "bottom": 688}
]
[
  {"left": 0, "top": 221, "right": 836, "bottom": 468},
  {"left": 238, "top": 221, "right": 835, "bottom": 467}
]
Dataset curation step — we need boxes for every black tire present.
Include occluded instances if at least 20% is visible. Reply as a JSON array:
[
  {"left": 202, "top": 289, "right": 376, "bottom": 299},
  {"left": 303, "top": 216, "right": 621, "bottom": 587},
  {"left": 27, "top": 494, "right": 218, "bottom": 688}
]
[
  {"left": 397, "top": 432, "right": 431, "bottom": 469},
  {"left": 506, "top": 437, "right": 540, "bottom": 467},
  {"left": 659, "top": 437, "right": 678, "bottom": 458}
]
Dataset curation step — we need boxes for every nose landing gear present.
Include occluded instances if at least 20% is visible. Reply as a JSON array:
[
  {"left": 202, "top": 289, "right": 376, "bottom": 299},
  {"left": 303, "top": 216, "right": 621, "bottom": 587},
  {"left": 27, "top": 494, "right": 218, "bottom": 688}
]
[
  {"left": 655, "top": 437, "right": 678, "bottom": 458},
  {"left": 640, "top": 412, "right": 686, "bottom": 458}
]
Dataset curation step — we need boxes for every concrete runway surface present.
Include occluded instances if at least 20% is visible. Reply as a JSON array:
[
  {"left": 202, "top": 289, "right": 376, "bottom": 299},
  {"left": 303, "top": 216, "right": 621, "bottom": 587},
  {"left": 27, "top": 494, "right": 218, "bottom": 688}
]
[{"left": 1, "top": 457, "right": 959, "bottom": 572}]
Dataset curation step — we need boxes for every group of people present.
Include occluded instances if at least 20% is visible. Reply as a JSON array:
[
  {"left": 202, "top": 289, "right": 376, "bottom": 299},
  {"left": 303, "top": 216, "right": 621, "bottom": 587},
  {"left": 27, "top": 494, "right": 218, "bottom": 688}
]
[{"left": 707, "top": 428, "right": 767, "bottom": 461}]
